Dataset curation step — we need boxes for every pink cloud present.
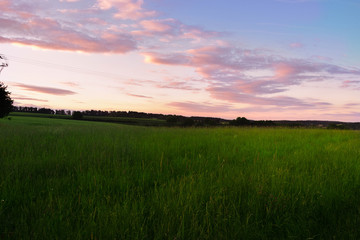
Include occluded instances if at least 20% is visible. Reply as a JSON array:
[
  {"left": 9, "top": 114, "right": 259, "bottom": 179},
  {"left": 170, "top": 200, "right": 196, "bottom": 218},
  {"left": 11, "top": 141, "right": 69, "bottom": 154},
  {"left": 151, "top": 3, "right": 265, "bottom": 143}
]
[
  {"left": 274, "top": 62, "right": 296, "bottom": 79},
  {"left": 12, "top": 95, "right": 48, "bottom": 102},
  {"left": 181, "top": 26, "right": 220, "bottom": 41},
  {"left": 156, "top": 79, "right": 200, "bottom": 91},
  {"left": 341, "top": 80, "right": 360, "bottom": 90},
  {"left": 134, "top": 18, "right": 219, "bottom": 42},
  {"left": 311, "top": 55, "right": 333, "bottom": 61},
  {"left": 187, "top": 46, "right": 360, "bottom": 79},
  {"left": 143, "top": 45, "right": 360, "bottom": 109},
  {"left": 289, "top": 42, "right": 303, "bottom": 48},
  {"left": 14, "top": 83, "right": 77, "bottom": 95},
  {"left": 0, "top": 0, "right": 138, "bottom": 53},
  {"left": 123, "top": 75, "right": 200, "bottom": 91},
  {"left": 234, "top": 80, "right": 286, "bottom": 95},
  {"left": 95, "top": 0, "right": 156, "bottom": 20},
  {"left": 86, "top": 18, "right": 108, "bottom": 25},
  {"left": 61, "top": 82, "right": 80, "bottom": 88},
  {"left": 1, "top": 0, "right": 219, "bottom": 54},
  {"left": 140, "top": 19, "right": 176, "bottom": 33},
  {"left": 169, "top": 101, "right": 237, "bottom": 113},
  {"left": 127, "top": 93, "right": 152, "bottom": 99},
  {"left": 143, "top": 52, "right": 190, "bottom": 65},
  {"left": 0, "top": 1, "right": 10, "bottom": 11},
  {"left": 60, "top": 0, "right": 80, "bottom": 2},
  {"left": 344, "top": 103, "right": 360, "bottom": 108},
  {"left": 207, "top": 85, "right": 332, "bottom": 108},
  {"left": 1, "top": 0, "right": 358, "bottom": 116},
  {"left": 0, "top": 0, "right": 35, "bottom": 18},
  {"left": 57, "top": 9, "right": 77, "bottom": 14},
  {"left": 0, "top": 16, "right": 137, "bottom": 53}
]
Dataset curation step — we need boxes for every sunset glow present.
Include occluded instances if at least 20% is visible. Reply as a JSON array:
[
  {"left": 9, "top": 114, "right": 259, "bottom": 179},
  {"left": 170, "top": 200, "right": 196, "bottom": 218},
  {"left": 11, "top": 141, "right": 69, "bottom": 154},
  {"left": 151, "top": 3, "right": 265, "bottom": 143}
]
[{"left": 1, "top": 0, "right": 359, "bottom": 121}]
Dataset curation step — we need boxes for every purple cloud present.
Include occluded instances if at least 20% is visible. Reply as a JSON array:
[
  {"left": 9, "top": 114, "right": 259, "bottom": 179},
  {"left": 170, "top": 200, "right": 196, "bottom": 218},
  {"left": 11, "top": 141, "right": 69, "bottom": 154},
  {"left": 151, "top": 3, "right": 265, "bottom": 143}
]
[
  {"left": 169, "top": 101, "right": 237, "bottom": 113},
  {"left": 0, "top": 0, "right": 219, "bottom": 54},
  {"left": 14, "top": 83, "right": 77, "bottom": 95},
  {"left": 134, "top": 18, "right": 220, "bottom": 42},
  {"left": 0, "top": 17, "right": 137, "bottom": 53},
  {"left": 13, "top": 96, "right": 48, "bottom": 102},
  {"left": 127, "top": 93, "right": 152, "bottom": 99},
  {"left": 341, "top": 80, "right": 360, "bottom": 90},
  {"left": 290, "top": 42, "right": 303, "bottom": 48},
  {"left": 156, "top": 80, "right": 200, "bottom": 91},
  {"left": 95, "top": 0, "right": 157, "bottom": 20},
  {"left": 143, "top": 52, "right": 190, "bottom": 65},
  {"left": 207, "top": 85, "right": 332, "bottom": 108},
  {"left": 144, "top": 45, "right": 360, "bottom": 108},
  {"left": 61, "top": 82, "right": 80, "bottom": 88},
  {"left": 0, "top": 0, "right": 138, "bottom": 53}
]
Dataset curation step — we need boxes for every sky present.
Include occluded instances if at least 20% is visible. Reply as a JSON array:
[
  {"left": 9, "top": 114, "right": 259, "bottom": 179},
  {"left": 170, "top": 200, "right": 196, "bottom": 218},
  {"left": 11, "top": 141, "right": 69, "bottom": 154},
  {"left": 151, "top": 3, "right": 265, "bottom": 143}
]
[{"left": 0, "top": 0, "right": 359, "bottom": 121}]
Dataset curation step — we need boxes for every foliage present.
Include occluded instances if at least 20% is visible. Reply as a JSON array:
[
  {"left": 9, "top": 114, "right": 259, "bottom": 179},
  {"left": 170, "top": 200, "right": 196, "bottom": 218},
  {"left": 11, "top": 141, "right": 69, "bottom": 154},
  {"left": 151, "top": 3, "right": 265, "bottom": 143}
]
[
  {"left": 166, "top": 115, "right": 195, "bottom": 127},
  {"left": 0, "top": 82, "right": 13, "bottom": 118},
  {"left": 230, "top": 117, "right": 276, "bottom": 127},
  {"left": 1, "top": 116, "right": 360, "bottom": 239},
  {"left": 10, "top": 112, "right": 167, "bottom": 126},
  {"left": 327, "top": 123, "right": 347, "bottom": 129},
  {"left": 229, "top": 116, "right": 251, "bottom": 126},
  {"left": 72, "top": 111, "right": 83, "bottom": 120},
  {"left": 14, "top": 106, "right": 227, "bottom": 127}
]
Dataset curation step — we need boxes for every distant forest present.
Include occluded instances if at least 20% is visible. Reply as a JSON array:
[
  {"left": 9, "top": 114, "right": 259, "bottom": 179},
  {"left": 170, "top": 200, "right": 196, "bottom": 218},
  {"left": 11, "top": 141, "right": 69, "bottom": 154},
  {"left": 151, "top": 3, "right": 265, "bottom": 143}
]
[
  {"left": 13, "top": 106, "right": 171, "bottom": 119},
  {"left": 12, "top": 106, "right": 360, "bottom": 129}
]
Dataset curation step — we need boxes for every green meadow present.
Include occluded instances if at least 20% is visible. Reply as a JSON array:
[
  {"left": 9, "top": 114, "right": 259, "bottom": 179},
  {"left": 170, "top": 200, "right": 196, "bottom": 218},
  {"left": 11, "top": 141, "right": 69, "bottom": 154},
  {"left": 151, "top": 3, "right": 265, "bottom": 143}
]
[{"left": 1, "top": 116, "right": 360, "bottom": 239}]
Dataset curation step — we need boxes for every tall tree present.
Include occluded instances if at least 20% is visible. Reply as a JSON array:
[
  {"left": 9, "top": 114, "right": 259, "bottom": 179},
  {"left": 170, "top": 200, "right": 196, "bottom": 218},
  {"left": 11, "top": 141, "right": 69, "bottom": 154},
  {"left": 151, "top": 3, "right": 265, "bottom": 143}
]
[{"left": 0, "top": 82, "right": 14, "bottom": 118}]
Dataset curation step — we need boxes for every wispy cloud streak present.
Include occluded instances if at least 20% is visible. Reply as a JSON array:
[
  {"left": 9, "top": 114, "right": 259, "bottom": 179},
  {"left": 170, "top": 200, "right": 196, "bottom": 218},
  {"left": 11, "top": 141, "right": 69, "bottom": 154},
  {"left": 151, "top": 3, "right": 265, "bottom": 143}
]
[
  {"left": 127, "top": 93, "right": 152, "bottom": 99},
  {"left": 14, "top": 83, "right": 77, "bottom": 95}
]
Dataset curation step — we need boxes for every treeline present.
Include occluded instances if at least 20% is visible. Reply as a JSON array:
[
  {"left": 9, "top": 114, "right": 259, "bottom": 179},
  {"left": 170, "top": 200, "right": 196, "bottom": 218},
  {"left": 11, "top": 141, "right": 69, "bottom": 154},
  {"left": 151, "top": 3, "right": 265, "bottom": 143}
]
[
  {"left": 13, "top": 106, "right": 70, "bottom": 115},
  {"left": 10, "top": 106, "right": 360, "bottom": 129},
  {"left": 12, "top": 106, "right": 279, "bottom": 127},
  {"left": 17, "top": 106, "right": 339, "bottom": 129},
  {"left": 13, "top": 106, "right": 170, "bottom": 119},
  {"left": 229, "top": 117, "right": 275, "bottom": 127},
  {"left": 165, "top": 115, "right": 225, "bottom": 127},
  {"left": 81, "top": 110, "right": 170, "bottom": 120},
  {"left": 12, "top": 106, "right": 227, "bottom": 126},
  {"left": 73, "top": 111, "right": 227, "bottom": 127}
]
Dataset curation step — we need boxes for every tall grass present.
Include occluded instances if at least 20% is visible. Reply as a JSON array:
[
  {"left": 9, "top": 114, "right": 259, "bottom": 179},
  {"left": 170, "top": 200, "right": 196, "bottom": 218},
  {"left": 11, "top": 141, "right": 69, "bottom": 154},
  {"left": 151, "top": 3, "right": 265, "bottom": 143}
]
[{"left": 1, "top": 116, "right": 360, "bottom": 239}]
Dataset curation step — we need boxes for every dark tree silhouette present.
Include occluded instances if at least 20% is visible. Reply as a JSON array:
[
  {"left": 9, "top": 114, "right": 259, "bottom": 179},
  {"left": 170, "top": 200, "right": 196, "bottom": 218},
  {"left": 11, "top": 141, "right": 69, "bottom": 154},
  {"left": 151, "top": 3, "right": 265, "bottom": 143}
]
[
  {"left": 0, "top": 82, "right": 13, "bottom": 118},
  {"left": 72, "top": 111, "right": 83, "bottom": 120},
  {"left": 230, "top": 117, "right": 251, "bottom": 126}
]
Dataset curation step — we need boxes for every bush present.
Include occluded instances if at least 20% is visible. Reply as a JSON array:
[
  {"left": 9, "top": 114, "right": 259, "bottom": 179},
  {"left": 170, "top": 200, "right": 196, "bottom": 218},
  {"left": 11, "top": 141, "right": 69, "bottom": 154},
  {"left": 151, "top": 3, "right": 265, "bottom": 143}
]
[
  {"left": 229, "top": 117, "right": 251, "bottom": 126},
  {"left": 72, "top": 111, "right": 83, "bottom": 120},
  {"left": 0, "top": 82, "right": 13, "bottom": 118}
]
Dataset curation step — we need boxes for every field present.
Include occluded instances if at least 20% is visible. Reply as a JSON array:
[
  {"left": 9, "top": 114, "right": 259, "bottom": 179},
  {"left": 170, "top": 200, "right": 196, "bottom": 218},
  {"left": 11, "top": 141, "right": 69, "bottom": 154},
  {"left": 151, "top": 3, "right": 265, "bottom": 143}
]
[{"left": 1, "top": 116, "right": 360, "bottom": 239}]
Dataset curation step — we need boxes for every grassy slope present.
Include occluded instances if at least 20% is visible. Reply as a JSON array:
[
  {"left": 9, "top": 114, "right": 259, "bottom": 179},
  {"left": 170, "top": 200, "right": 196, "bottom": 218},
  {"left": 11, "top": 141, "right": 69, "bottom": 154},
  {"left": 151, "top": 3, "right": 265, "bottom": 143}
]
[{"left": 1, "top": 116, "right": 360, "bottom": 239}]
